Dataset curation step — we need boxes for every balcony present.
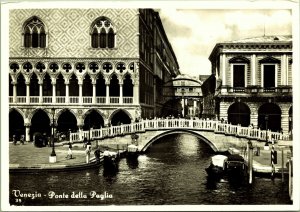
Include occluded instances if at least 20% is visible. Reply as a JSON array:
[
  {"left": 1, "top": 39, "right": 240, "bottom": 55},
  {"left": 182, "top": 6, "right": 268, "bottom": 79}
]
[
  {"left": 220, "top": 86, "right": 292, "bottom": 96},
  {"left": 9, "top": 96, "right": 135, "bottom": 105}
]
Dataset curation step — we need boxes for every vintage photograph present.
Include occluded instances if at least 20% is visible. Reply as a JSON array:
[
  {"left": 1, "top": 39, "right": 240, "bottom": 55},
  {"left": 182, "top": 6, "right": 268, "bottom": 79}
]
[{"left": 1, "top": 0, "right": 299, "bottom": 211}]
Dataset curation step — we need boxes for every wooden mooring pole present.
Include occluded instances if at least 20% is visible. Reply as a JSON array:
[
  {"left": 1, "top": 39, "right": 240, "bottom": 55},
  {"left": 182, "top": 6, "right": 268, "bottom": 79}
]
[
  {"left": 247, "top": 140, "right": 253, "bottom": 184},
  {"left": 281, "top": 148, "right": 284, "bottom": 182}
]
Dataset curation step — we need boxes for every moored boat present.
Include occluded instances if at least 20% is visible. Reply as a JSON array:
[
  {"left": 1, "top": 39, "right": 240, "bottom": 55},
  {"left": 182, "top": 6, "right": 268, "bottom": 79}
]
[
  {"left": 103, "top": 150, "right": 119, "bottom": 171},
  {"left": 226, "top": 154, "right": 246, "bottom": 181},
  {"left": 127, "top": 144, "right": 139, "bottom": 158},
  {"left": 205, "top": 155, "right": 228, "bottom": 179}
]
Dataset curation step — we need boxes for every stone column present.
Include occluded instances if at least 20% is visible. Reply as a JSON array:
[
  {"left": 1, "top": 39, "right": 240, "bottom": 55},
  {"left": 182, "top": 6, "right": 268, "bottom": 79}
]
[
  {"left": 106, "top": 83, "right": 109, "bottom": 104},
  {"left": 13, "top": 82, "right": 17, "bottom": 103},
  {"left": 26, "top": 82, "right": 30, "bottom": 104},
  {"left": 79, "top": 83, "right": 83, "bottom": 104},
  {"left": 193, "top": 100, "right": 197, "bottom": 117},
  {"left": 281, "top": 54, "right": 287, "bottom": 85},
  {"left": 25, "top": 124, "right": 31, "bottom": 142},
  {"left": 181, "top": 98, "right": 185, "bottom": 117},
  {"left": 251, "top": 54, "right": 256, "bottom": 85},
  {"left": 220, "top": 54, "right": 226, "bottom": 86},
  {"left": 119, "top": 83, "right": 123, "bottom": 104},
  {"left": 250, "top": 113, "right": 258, "bottom": 129},
  {"left": 39, "top": 83, "right": 43, "bottom": 103},
  {"left": 92, "top": 83, "right": 96, "bottom": 104},
  {"left": 65, "top": 83, "right": 69, "bottom": 103},
  {"left": 281, "top": 114, "right": 289, "bottom": 134},
  {"left": 133, "top": 83, "right": 139, "bottom": 104},
  {"left": 52, "top": 82, "right": 56, "bottom": 103}
]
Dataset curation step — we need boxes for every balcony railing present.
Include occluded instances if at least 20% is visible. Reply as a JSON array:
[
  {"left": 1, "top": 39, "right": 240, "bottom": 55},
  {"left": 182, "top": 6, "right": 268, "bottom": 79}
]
[
  {"left": 56, "top": 96, "right": 65, "bottom": 104},
  {"left": 69, "top": 97, "right": 79, "bottom": 104},
  {"left": 221, "top": 86, "right": 292, "bottom": 94},
  {"left": 16, "top": 96, "right": 26, "bottom": 103},
  {"left": 123, "top": 97, "right": 133, "bottom": 104},
  {"left": 30, "top": 96, "right": 39, "bottom": 103},
  {"left": 96, "top": 97, "right": 106, "bottom": 104},
  {"left": 43, "top": 96, "right": 52, "bottom": 103},
  {"left": 110, "top": 97, "right": 119, "bottom": 104},
  {"left": 9, "top": 96, "right": 135, "bottom": 105},
  {"left": 83, "top": 97, "right": 92, "bottom": 104}
]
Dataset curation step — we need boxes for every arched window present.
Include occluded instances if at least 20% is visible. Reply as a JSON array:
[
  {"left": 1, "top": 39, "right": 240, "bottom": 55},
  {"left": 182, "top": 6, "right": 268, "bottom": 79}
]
[
  {"left": 23, "top": 16, "right": 46, "bottom": 48},
  {"left": 90, "top": 17, "right": 115, "bottom": 49}
]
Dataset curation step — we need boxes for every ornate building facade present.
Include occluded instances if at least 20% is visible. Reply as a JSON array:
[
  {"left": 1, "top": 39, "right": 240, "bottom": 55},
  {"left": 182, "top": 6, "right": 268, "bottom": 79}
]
[
  {"left": 8, "top": 9, "right": 179, "bottom": 141},
  {"left": 208, "top": 35, "right": 293, "bottom": 134}
]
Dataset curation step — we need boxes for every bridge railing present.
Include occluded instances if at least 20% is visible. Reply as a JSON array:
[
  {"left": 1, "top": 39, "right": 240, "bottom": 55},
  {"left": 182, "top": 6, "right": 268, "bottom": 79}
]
[{"left": 69, "top": 118, "right": 291, "bottom": 143}]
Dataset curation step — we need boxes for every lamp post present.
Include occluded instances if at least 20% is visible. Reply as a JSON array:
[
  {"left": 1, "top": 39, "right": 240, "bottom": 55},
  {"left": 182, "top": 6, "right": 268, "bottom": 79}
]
[{"left": 49, "top": 108, "right": 56, "bottom": 163}]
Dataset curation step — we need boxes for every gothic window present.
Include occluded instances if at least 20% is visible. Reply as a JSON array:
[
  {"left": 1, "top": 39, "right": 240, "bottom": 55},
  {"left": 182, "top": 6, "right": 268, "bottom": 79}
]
[
  {"left": 90, "top": 17, "right": 115, "bottom": 49},
  {"left": 23, "top": 16, "right": 46, "bottom": 48}
]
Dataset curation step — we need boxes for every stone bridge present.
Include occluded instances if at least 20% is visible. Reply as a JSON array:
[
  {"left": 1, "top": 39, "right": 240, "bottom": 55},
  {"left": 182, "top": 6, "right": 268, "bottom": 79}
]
[{"left": 70, "top": 118, "right": 291, "bottom": 153}]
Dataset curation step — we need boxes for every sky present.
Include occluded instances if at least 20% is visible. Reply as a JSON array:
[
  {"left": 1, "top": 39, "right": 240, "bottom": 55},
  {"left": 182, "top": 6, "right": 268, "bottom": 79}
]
[{"left": 158, "top": 9, "right": 292, "bottom": 77}]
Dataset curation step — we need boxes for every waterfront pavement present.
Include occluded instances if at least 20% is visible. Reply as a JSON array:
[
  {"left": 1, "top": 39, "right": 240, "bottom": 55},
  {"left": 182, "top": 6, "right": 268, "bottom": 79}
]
[
  {"left": 9, "top": 140, "right": 292, "bottom": 174},
  {"left": 9, "top": 141, "right": 127, "bottom": 170}
]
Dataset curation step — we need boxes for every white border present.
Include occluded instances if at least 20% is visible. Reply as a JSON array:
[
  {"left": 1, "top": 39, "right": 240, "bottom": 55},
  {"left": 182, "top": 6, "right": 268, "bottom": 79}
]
[{"left": 1, "top": 0, "right": 299, "bottom": 211}]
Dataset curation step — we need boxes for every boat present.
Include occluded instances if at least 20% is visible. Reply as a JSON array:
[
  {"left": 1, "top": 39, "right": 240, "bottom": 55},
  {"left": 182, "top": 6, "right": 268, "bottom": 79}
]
[
  {"left": 103, "top": 150, "right": 119, "bottom": 171},
  {"left": 205, "top": 155, "right": 228, "bottom": 179},
  {"left": 225, "top": 154, "right": 246, "bottom": 181},
  {"left": 206, "top": 154, "right": 246, "bottom": 182},
  {"left": 127, "top": 144, "right": 139, "bottom": 158}
]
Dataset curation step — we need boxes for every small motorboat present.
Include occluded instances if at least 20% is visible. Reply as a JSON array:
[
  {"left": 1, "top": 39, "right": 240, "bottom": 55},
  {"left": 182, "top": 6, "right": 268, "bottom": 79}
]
[{"left": 205, "top": 155, "right": 228, "bottom": 179}]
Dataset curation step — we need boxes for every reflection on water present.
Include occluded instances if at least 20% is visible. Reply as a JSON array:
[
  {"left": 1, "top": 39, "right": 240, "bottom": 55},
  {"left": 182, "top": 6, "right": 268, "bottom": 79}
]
[{"left": 9, "top": 134, "right": 291, "bottom": 205}]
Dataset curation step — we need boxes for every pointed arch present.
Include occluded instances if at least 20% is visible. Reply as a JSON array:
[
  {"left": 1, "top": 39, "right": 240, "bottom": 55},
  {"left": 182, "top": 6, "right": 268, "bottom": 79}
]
[
  {"left": 57, "top": 109, "right": 78, "bottom": 134},
  {"left": 91, "top": 16, "right": 115, "bottom": 49},
  {"left": 109, "top": 74, "right": 119, "bottom": 96},
  {"left": 109, "top": 109, "right": 132, "bottom": 126},
  {"left": 69, "top": 74, "right": 79, "bottom": 96},
  {"left": 83, "top": 109, "right": 105, "bottom": 130},
  {"left": 96, "top": 73, "right": 106, "bottom": 97},
  {"left": 30, "top": 72, "right": 39, "bottom": 96},
  {"left": 22, "top": 16, "right": 47, "bottom": 48},
  {"left": 9, "top": 109, "right": 25, "bottom": 140},
  {"left": 123, "top": 74, "right": 133, "bottom": 97},
  {"left": 43, "top": 73, "right": 52, "bottom": 96},
  {"left": 56, "top": 73, "right": 65, "bottom": 96},
  {"left": 82, "top": 74, "right": 92, "bottom": 96},
  {"left": 30, "top": 109, "right": 51, "bottom": 139},
  {"left": 16, "top": 73, "right": 26, "bottom": 96}
]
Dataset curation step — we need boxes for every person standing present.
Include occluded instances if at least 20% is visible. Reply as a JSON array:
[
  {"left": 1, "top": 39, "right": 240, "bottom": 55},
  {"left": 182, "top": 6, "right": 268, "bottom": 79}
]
[
  {"left": 67, "top": 142, "right": 73, "bottom": 159},
  {"left": 86, "top": 145, "right": 91, "bottom": 163}
]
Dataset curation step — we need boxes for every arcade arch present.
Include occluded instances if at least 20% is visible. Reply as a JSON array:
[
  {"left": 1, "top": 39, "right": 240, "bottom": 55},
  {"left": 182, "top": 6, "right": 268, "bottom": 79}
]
[
  {"left": 258, "top": 103, "right": 281, "bottom": 132},
  {"left": 227, "top": 102, "right": 250, "bottom": 127}
]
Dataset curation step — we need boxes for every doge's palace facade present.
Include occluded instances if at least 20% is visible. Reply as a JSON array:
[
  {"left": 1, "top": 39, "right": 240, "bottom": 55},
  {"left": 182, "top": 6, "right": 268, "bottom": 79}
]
[{"left": 9, "top": 9, "right": 172, "bottom": 142}]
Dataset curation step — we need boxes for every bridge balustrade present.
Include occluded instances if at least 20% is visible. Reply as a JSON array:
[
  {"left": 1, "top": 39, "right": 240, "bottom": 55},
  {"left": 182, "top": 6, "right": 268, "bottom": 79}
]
[{"left": 69, "top": 118, "right": 291, "bottom": 143}]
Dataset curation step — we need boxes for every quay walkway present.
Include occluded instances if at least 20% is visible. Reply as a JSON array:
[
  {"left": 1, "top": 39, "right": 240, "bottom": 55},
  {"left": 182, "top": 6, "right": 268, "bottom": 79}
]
[
  {"left": 9, "top": 142, "right": 126, "bottom": 172},
  {"left": 9, "top": 139, "right": 292, "bottom": 176}
]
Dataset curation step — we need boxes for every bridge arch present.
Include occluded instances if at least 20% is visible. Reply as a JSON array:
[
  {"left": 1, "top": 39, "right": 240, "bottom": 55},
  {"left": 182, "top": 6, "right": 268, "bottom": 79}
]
[{"left": 141, "top": 129, "right": 218, "bottom": 152}]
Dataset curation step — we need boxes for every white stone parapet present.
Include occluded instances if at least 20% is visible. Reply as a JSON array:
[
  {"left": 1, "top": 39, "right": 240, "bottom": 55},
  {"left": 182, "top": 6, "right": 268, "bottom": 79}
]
[{"left": 70, "top": 118, "right": 291, "bottom": 143}]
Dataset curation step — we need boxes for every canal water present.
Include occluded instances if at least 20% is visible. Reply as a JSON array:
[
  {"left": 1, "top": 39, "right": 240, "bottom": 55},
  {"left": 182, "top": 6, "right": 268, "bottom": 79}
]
[{"left": 9, "top": 134, "right": 291, "bottom": 205}]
